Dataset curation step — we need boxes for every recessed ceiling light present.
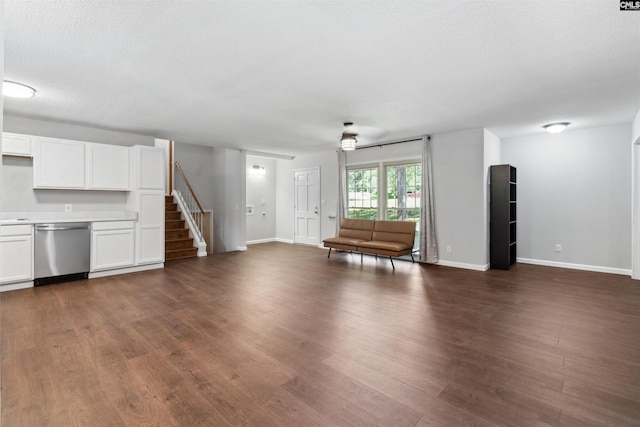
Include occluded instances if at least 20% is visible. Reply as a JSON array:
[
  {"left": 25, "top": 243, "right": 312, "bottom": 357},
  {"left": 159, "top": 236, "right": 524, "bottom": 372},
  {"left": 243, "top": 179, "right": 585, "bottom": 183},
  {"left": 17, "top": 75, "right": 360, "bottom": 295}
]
[
  {"left": 543, "top": 122, "right": 570, "bottom": 134},
  {"left": 3, "top": 80, "right": 37, "bottom": 98}
]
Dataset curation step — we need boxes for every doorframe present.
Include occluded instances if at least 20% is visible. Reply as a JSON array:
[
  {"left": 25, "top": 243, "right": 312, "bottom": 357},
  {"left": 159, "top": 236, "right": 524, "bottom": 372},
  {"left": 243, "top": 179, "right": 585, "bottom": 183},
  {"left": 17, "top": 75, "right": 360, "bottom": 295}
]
[
  {"left": 633, "top": 139, "right": 640, "bottom": 279},
  {"left": 293, "top": 166, "right": 321, "bottom": 246}
]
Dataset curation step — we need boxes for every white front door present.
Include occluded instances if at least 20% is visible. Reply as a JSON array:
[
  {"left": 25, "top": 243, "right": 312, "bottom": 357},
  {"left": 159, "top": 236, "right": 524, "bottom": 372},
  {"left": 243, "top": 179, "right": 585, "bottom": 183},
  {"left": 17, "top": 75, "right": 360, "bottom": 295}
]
[{"left": 294, "top": 167, "right": 320, "bottom": 246}]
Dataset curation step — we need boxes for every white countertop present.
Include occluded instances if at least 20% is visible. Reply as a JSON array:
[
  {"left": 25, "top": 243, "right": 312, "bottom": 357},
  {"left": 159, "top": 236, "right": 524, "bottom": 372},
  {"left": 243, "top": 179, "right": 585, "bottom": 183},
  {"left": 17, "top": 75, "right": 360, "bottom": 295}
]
[{"left": 0, "top": 210, "right": 138, "bottom": 225}]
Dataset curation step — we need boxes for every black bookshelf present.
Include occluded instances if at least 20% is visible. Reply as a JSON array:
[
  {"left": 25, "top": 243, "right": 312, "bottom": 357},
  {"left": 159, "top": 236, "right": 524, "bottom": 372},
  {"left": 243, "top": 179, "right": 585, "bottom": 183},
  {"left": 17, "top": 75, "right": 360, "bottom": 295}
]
[{"left": 490, "top": 164, "right": 516, "bottom": 269}]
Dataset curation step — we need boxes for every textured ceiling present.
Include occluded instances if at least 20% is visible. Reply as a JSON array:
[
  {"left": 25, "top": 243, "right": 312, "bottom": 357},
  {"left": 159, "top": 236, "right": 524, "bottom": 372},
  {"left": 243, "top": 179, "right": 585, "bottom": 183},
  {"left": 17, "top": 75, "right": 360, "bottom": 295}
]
[{"left": 4, "top": 0, "right": 640, "bottom": 156}]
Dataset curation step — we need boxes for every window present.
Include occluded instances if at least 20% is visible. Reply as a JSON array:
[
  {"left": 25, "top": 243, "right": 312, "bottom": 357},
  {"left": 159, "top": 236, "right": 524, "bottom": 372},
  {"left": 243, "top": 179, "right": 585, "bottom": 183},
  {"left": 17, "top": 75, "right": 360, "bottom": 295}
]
[
  {"left": 347, "top": 166, "right": 378, "bottom": 219},
  {"left": 347, "top": 162, "right": 422, "bottom": 251},
  {"left": 386, "top": 162, "right": 421, "bottom": 251},
  {"left": 385, "top": 163, "right": 421, "bottom": 222}
]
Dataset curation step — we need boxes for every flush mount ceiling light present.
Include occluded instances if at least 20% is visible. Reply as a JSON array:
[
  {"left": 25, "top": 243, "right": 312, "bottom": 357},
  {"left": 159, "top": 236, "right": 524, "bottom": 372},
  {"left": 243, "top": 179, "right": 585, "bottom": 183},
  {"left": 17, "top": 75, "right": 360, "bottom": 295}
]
[
  {"left": 340, "top": 122, "right": 358, "bottom": 151},
  {"left": 3, "top": 80, "right": 37, "bottom": 98},
  {"left": 543, "top": 122, "right": 570, "bottom": 134},
  {"left": 249, "top": 165, "right": 266, "bottom": 176}
]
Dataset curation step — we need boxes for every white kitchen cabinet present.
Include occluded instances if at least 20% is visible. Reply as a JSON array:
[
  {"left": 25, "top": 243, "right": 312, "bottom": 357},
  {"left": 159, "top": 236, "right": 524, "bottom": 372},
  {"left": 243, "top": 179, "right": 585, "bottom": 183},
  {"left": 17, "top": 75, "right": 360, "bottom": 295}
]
[
  {"left": 33, "top": 138, "right": 86, "bottom": 189},
  {"left": 136, "top": 146, "right": 165, "bottom": 190},
  {"left": 2, "top": 132, "right": 32, "bottom": 157},
  {"left": 127, "top": 146, "right": 165, "bottom": 266},
  {"left": 91, "top": 221, "right": 135, "bottom": 271},
  {"left": 87, "top": 143, "right": 131, "bottom": 190},
  {"left": 0, "top": 225, "right": 34, "bottom": 284},
  {"left": 136, "top": 191, "right": 164, "bottom": 264}
]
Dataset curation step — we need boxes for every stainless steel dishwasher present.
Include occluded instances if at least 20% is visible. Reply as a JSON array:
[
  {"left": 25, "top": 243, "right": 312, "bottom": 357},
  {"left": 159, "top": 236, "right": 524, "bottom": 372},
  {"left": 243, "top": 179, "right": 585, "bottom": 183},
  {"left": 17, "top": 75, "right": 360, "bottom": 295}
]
[{"left": 34, "top": 222, "right": 91, "bottom": 286}]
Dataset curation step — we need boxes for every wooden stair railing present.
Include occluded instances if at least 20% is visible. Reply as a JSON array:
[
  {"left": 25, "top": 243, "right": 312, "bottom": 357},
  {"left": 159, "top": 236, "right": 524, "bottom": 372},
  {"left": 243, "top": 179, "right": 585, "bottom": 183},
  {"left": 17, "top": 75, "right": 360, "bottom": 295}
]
[{"left": 173, "top": 162, "right": 206, "bottom": 249}]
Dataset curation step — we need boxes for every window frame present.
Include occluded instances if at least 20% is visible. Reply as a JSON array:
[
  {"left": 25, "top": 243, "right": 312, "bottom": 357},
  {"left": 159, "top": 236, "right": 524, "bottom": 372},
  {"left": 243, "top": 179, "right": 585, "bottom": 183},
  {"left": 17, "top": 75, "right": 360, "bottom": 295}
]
[{"left": 346, "top": 163, "right": 381, "bottom": 220}]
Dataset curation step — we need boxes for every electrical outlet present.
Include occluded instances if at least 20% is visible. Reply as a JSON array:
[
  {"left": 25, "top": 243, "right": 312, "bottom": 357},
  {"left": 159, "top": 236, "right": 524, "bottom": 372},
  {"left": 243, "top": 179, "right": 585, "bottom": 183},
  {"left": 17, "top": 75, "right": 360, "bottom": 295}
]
[
  {"left": 446, "top": 245, "right": 452, "bottom": 253},
  {"left": 555, "top": 244, "right": 562, "bottom": 252},
  {"left": 65, "top": 204, "right": 72, "bottom": 212}
]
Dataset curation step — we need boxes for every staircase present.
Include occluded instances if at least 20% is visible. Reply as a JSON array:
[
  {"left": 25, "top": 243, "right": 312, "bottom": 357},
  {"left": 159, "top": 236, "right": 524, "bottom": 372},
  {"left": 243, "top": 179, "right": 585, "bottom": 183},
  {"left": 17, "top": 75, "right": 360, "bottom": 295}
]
[{"left": 165, "top": 195, "right": 198, "bottom": 261}]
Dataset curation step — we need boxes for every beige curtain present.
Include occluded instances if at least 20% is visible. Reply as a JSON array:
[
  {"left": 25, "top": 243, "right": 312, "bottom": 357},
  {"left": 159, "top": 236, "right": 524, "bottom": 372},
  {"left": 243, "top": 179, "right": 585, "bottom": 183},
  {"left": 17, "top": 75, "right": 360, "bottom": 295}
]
[
  {"left": 420, "top": 135, "right": 438, "bottom": 263},
  {"left": 335, "top": 149, "right": 347, "bottom": 236}
]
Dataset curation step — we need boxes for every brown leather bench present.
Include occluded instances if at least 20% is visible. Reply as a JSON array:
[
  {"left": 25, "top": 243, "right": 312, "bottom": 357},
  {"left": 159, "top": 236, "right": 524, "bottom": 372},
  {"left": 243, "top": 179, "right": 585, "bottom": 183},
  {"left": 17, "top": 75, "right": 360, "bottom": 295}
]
[{"left": 323, "top": 218, "right": 417, "bottom": 269}]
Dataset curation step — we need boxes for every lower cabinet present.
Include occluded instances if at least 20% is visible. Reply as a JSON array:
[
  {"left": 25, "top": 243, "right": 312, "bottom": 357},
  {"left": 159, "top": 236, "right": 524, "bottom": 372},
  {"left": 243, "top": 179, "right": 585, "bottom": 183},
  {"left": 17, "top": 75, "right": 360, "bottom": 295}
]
[
  {"left": 91, "top": 221, "right": 135, "bottom": 271},
  {"left": 0, "top": 225, "right": 34, "bottom": 284}
]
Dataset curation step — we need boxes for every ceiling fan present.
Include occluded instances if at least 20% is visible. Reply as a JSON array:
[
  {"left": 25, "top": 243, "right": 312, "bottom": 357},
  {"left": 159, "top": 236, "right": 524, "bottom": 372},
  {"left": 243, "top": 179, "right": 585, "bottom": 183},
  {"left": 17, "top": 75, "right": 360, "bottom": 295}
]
[{"left": 340, "top": 122, "right": 358, "bottom": 151}]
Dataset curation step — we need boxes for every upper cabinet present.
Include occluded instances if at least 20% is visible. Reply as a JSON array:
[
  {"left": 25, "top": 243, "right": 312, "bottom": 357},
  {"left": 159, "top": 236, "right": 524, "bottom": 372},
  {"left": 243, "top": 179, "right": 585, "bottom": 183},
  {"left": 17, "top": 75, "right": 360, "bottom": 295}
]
[
  {"left": 30, "top": 135, "right": 131, "bottom": 191},
  {"left": 87, "top": 144, "right": 130, "bottom": 190},
  {"left": 136, "top": 146, "right": 164, "bottom": 190},
  {"left": 34, "top": 138, "right": 86, "bottom": 189},
  {"left": 2, "top": 132, "right": 32, "bottom": 157}
]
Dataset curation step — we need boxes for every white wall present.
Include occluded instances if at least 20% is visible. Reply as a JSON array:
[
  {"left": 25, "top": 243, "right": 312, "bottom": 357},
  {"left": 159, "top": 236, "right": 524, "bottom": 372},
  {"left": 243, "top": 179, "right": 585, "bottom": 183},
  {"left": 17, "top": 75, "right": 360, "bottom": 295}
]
[
  {"left": 246, "top": 155, "right": 277, "bottom": 243},
  {"left": 3, "top": 115, "right": 153, "bottom": 147},
  {"left": 275, "top": 158, "right": 294, "bottom": 243},
  {"left": 0, "top": 3, "right": 4, "bottom": 199},
  {"left": 431, "top": 129, "right": 487, "bottom": 268},
  {"left": 502, "top": 124, "right": 631, "bottom": 272},
  {"left": 483, "top": 129, "right": 501, "bottom": 265},
  {"left": 174, "top": 142, "right": 214, "bottom": 210},
  {"left": 291, "top": 150, "right": 337, "bottom": 244},
  {"left": 211, "top": 148, "right": 246, "bottom": 252},
  {"left": 346, "top": 140, "right": 422, "bottom": 166}
]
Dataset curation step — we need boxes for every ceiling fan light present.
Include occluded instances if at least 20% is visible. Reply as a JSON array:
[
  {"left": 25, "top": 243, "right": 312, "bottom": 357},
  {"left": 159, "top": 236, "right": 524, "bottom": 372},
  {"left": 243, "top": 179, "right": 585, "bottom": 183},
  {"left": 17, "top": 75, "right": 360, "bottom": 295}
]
[
  {"left": 341, "top": 134, "right": 357, "bottom": 151},
  {"left": 3, "top": 80, "right": 36, "bottom": 98},
  {"left": 543, "top": 122, "right": 570, "bottom": 134}
]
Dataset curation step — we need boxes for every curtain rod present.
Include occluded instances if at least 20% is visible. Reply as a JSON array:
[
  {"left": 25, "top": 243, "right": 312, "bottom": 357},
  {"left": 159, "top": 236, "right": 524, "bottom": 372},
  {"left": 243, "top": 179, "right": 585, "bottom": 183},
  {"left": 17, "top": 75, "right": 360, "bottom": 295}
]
[{"left": 354, "top": 135, "right": 430, "bottom": 150}]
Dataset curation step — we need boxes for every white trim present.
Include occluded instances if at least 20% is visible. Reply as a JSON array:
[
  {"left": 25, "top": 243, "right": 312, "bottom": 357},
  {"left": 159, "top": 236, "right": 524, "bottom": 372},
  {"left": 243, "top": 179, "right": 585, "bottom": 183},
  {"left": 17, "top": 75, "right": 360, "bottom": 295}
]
[
  {"left": 247, "top": 238, "right": 276, "bottom": 245},
  {"left": 435, "top": 260, "right": 490, "bottom": 271},
  {"left": 171, "top": 191, "right": 207, "bottom": 256},
  {"left": 633, "top": 141, "right": 640, "bottom": 279},
  {"left": 237, "top": 246, "right": 248, "bottom": 251},
  {"left": 517, "top": 257, "right": 631, "bottom": 276},
  {"left": 0, "top": 281, "right": 34, "bottom": 292},
  {"left": 275, "top": 238, "right": 294, "bottom": 244},
  {"left": 88, "top": 263, "right": 164, "bottom": 279}
]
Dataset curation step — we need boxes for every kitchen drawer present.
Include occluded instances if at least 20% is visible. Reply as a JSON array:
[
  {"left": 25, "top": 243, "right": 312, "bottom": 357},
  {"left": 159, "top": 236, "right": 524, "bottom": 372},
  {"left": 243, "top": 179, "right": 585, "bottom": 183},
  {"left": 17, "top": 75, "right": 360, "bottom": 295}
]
[
  {"left": 92, "top": 221, "right": 134, "bottom": 231},
  {"left": 0, "top": 224, "right": 33, "bottom": 236}
]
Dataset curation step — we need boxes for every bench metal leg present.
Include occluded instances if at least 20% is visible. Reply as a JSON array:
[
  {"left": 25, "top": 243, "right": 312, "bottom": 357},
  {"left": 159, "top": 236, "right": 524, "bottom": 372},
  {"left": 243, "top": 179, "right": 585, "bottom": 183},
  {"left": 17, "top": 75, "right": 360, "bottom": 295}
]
[
  {"left": 411, "top": 253, "right": 415, "bottom": 263},
  {"left": 389, "top": 257, "right": 395, "bottom": 269},
  {"left": 327, "top": 248, "right": 332, "bottom": 258},
  {"left": 361, "top": 252, "right": 363, "bottom": 264}
]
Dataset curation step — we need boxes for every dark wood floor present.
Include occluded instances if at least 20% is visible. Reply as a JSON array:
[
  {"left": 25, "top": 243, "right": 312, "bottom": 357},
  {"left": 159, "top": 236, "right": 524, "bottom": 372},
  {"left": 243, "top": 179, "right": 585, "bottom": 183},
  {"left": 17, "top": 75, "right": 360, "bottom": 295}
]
[{"left": 2, "top": 243, "right": 640, "bottom": 426}]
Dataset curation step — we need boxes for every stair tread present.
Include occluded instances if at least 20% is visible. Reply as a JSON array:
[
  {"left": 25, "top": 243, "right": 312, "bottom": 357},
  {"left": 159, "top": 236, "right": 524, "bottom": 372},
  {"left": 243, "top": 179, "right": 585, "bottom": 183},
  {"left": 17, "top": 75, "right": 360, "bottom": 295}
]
[{"left": 165, "top": 248, "right": 197, "bottom": 253}]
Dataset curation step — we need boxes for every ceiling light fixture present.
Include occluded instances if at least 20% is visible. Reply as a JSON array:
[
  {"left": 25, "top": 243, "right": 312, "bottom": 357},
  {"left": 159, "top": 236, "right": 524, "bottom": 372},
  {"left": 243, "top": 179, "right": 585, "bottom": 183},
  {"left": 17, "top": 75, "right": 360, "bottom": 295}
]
[
  {"left": 340, "top": 122, "right": 358, "bottom": 151},
  {"left": 249, "top": 165, "right": 266, "bottom": 176},
  {"left": 543, "top": 122, "right": 570, "bottom": 134},
  {"left": 3, "top": 80, "right": 37, "bottom": 98}
]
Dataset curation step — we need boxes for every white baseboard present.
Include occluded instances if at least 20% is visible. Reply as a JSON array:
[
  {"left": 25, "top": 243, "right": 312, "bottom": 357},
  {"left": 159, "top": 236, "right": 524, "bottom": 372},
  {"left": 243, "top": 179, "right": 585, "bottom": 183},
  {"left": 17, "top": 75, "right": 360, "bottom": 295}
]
[
  {"left": 436, "top": 260, "right": 490, "bottom": 271},
  {"left": 0, "top": 280, "right": 34, "bottom": 292},
  {"left": 247, "top": 238, "right": 294, "bottom": 245},
  {"left": 89, "top": 263, "right": 164, "bottom": 279},
  {"left": 517, "top": 258, "right": 632, "bottom": 276},
  {"left": 275, "top": 238, "right": 294, "bottom": 244},
  {"left": 247, "top": 238, "right": 276, "bottom": 245},
  {"left": 236, "top": 246, "right": 248, "bottom": 251}
]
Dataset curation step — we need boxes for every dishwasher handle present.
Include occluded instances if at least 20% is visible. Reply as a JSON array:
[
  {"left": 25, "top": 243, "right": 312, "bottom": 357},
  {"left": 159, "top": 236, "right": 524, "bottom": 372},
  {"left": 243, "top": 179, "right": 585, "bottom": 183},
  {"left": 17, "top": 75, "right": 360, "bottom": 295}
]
[{"left": 36, "top": 223, "right": 91, "bottom": 231}]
